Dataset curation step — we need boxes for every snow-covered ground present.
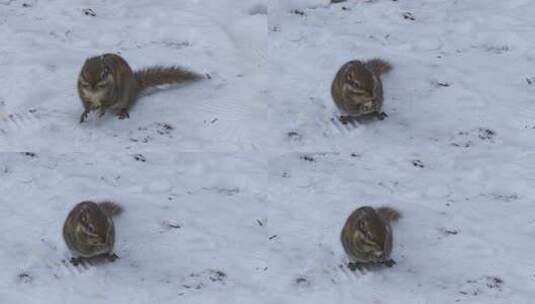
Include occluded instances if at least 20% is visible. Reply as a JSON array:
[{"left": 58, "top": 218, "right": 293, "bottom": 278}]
[
  {"left": 0, "top": 0, "right": 267, "bottom": 151},
  {"left": 269, "top": 0, "right": 535, "bottom": 152},
  {"left": 2, "top": 0, "right": 535, "bottom": 303},
  {"left": 267, "top": 0, "right": 535, "bottom": 302},
  {"left": 0, "top": 153, "right": 270, "bottom": 303}
]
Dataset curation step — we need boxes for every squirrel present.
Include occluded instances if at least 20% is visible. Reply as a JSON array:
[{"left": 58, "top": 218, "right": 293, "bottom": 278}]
[
  {"left": 77, "top": 53, "right": 203, "bottom": 123},
  {"left": 340, "top": 206, "right": 401, "bottom": 271},
  {"left": 331, "top": 58, "right": 392, "bottom": 123},
  {"left": 63, "top": 201, "right": 123, "bottom": 265}
]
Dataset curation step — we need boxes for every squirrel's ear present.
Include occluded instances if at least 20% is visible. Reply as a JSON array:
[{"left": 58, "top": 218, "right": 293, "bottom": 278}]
[
  {"left": 80, "top": 64, "right": 90, "bottom": 80},
  {"left": 87, "top": 223, "right": 96, "bottom": 232},
  {"left": 80, "top": 70, "right": 88, "bottom": 81}
]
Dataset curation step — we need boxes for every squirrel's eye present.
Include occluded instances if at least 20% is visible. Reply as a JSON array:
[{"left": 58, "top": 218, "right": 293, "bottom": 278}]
[
  {"left": 101, "top": 68, "right": 110, "bottom": 79},
  {"left": 87, "top": 224, "right": 95, "bottom": 233}
]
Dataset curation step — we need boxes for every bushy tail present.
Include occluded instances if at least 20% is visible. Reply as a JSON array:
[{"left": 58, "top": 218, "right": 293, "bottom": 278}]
[
  {"left": 98, "top": 201, "right": 123, "bottom": 217},
  {"left": 134, "top": 66, "right": 203, "bottom": 91},
  {"left": 376, "top": 206, "right": 401, "bottom": 223},
  {"left": 365, "top": 58, "right": 392, "bottom": 77}
]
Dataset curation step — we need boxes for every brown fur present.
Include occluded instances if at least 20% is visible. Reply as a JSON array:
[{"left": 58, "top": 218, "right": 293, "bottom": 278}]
[
  {"left": 340, "top": 206, "right": 394, "bottom": 264},
  {"left": 78, "top": 53, "right": 203, "bottom": 122},
  {"left": 331, "top": 58, "right": 392, "bottom": 119},
  {"left": 97, "top": 201, "right": 123, "bottom": 217},
  {"left": 134, "top": 66, "right": 203, "bottom": 91},
  {"left": 365, "top": 58, "right": 393, "bottom": 77},
  {"left": 376, "top": 206, "right": 401, "bottom": 223},
  {"left": 63, "top": 201, "right": 117, "bottom": 258}
]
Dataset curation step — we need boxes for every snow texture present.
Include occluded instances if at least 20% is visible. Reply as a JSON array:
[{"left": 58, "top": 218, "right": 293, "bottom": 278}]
[
  {"left": 2, "top": 0, "right": 535, "bottom": 303},
  {"left": 0, "top": 0, "right": 267, "bottom": 152}
]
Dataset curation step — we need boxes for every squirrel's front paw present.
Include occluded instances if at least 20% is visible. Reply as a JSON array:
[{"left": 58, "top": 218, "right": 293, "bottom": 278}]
[
  {"left": 383, "top": 259, "right": 396, "bottom": 267},
  {"left": 117, "top": 109, "right": 130, "bottom": 120},
  {"left": 377, "top": 112, "right": 388, "bottom": 120},
  {"left": 79, "top": 111, "right": 89, "bottom": 123},
  {"left": 108, "top": 253, "right": 119, "bottom": 262},
  {"left": 69, "top": 257, "right": 83, "bottom": 266}
]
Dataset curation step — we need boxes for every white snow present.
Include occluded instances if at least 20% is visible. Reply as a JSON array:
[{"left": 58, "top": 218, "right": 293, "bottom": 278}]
[
  {"left": 0, "top": 0, "right": 267, "bottom": 151},
  {"left": 2, "top": 0, "right": 535, "bottom": 303}
]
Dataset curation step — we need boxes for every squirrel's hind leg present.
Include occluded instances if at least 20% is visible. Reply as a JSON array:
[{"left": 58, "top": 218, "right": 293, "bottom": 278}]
[
  {"left": 113, "top": 88, "right": 136, "bottom": 120},
  {"left": 339, "top": 115, "right": 356, "bottom": 125},
  {"left": 347, "top": 262, "right": 366, "bottom": 271}
]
